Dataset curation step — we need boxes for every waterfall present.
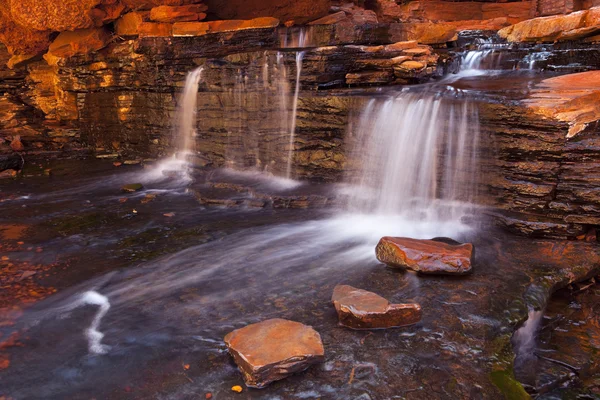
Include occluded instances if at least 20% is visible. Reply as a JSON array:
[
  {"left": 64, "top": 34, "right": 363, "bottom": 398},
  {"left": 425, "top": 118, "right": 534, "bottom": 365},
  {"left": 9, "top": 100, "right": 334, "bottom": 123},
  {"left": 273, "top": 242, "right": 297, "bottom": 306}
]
[
  {"left": 345, "top": 89, "right": 480, "bottom": 223},
  {"left": 145, "top": 66, "right": 203, "bottom": 182},
  {"left": 176, "top": 66, "right": 203, "bottom": 160},
  {"left": 285, "top": 51, "right": 304, "bottom": 179},
  {"left": 460, "top": 40, "right": 511, "bottom": 73}
]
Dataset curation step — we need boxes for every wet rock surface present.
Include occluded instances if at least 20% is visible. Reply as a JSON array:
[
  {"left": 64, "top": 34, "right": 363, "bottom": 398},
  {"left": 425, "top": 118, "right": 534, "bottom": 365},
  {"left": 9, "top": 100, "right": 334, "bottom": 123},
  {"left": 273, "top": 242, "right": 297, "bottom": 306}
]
[
  {"left": 331, "top": 284, "right": 422, "bottom": 329},
  {"left": 224, "top": 318, "right": 325, "bottom": 388},
  {"left": 0, "top": 161, "right": 600, "bottom": 399},
  {"left": 375, "top": 236, "right": 474, "bottom": 275}
]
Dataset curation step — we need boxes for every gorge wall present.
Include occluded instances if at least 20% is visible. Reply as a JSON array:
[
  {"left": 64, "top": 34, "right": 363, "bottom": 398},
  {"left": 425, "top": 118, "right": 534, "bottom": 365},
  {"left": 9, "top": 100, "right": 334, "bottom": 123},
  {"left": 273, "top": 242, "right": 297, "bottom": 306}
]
[{"left": 2, "top": 1, "right": 600, "bottom": 240}]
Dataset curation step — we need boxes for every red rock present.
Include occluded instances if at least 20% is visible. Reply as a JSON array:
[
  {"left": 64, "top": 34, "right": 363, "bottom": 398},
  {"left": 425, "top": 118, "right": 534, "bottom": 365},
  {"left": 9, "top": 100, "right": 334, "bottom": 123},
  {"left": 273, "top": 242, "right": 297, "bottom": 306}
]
[
  {"left": 376, "top": 237, "right": 474, "bottom": 275},
  {"left": 224, "top": 318, "right": 324, "bottom": 388},
  {"left": 331, "top": 285, "right": 422, "bottom": 329},
  {"left": 115, "top": 12, "right": 149, "bottom": 36},
  {"left": 10, "top": 136, "right": 24, "bottom": 151},
  {"left": 149, "top": 5, "right": 207, "bottom": 23},
  {"left": 498, "top": 8, "right": 600, "bottom": 43},
  {"left": 384, "top": 40, "right": 417, "bottom": 52},
  {"left": 525, "top": 71, "right": 600, "bottom": 138},
  {"left": 45, "top": 28, "right": 111, "bottom": 62},
  {"left": 138, "top": 22, "right": 173, "bottom": 37},
  {"left": 208, "top": 17, "right": 279, "bottom": 33},
  {"left": 308, "top": 11, "right": 347, "bottom": 25},
  {"left": 448, "top": 17, "right": 511, "bottom": 32},
  {"left": 172, "top": 21, "right": 209, "bottom": 36},
  {"left": 203, "top": 0, "right": 330, "bottom": 25}
]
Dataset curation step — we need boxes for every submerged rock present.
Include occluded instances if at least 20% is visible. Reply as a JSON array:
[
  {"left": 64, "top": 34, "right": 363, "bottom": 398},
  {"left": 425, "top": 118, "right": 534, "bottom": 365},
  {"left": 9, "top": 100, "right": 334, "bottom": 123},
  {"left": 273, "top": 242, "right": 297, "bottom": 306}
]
[
  {"left": 375, "top": 236, "right": 473, "bottom": 275},
  {"left": 121, "top": 183, "right": 144, "bottom": 192},
  {"left": 224, "top": 318, "right": 325, "bottom": 388},
  {"left": 331, "top": 285, "right": 422, "bottom": 329}
]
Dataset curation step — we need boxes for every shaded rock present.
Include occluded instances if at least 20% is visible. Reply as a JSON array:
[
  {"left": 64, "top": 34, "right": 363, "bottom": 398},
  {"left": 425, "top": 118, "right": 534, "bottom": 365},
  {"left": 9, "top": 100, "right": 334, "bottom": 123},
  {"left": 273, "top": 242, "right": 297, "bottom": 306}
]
[
  {"left": 224, "top": 318, "right": 325, "bottom": 388},
  {"left": 308, "top": 11, "right": 347, "bottom": 25},
  {"left": 0, "top": 154, "right": 24, "bottom": 172},
  {"left": 346, "top": 71, "right": 393, "bottom": 85},
  {"left": 149, "top": 5, "right": 207, "bottom": 23},
  {"left": 203, "top": 0, "right": 330, "bottom": 25},
  {"left": 331, "top": 284, "right": 422, "bottom": 329},
  {"left": 121, "top": 183, "right": 144, "bottom": 192},
  {"left": 376, "top": 236, "right": 473, "bottom": 275}
]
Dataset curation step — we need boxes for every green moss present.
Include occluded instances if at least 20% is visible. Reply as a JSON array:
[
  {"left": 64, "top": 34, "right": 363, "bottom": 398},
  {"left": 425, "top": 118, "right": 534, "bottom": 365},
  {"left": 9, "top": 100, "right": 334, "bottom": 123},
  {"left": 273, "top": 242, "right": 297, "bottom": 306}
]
[{"left": 490, "top": 370, "right": 530, "bottom": 400}]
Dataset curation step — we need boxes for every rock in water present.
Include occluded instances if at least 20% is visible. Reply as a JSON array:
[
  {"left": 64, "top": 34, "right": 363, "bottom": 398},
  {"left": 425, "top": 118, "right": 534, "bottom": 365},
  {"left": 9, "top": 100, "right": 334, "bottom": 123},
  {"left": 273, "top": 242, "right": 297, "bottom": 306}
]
[
  {"left": 224, "top": 318, "right": 325, "bottom": 388},
  {"left": 121, "top": 183, "right": 144, "bottom": 192},
  {"left": 331, "top": 285, "right": 422, "bottom": 330},
  {"left": 375, "top": 237, "right": 473, "bottom": 275}
]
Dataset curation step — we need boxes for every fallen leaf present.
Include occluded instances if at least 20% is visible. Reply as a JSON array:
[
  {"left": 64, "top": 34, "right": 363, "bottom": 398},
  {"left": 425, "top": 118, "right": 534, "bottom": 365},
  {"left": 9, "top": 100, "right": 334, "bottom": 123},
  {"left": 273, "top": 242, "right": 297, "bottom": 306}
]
[
  {"left": 113, "top": 162, "right": 122, "bottom": 167},
  {"left": 119, "top": 198, "right": 128, "bottom": 203},
  {"left": 163, "top": 212, "right": 175, "bottom": 217},
  {"left": 183, "top": 364, "right": 190, "bottom": 370},
  {"left": 205, "top": 393, "right": 212, "bottom": 399},
  {"left": 231, "top": 385, "right": 243, "bottom": 393},
  {"left": 1, "top": 256, "right": 8, "bottom": 261}
]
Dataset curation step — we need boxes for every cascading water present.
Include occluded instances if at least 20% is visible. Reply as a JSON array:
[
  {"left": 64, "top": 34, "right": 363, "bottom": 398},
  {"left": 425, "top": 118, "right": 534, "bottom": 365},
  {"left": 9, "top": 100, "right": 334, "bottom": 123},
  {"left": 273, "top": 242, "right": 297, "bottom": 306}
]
[
  {"left": 345, "top": 88, "right": 480, "bottom": 225},
  {"left": 146, "top": 66, "right": 203, "bottom": 182},
  {"left": 285, "top": 51, "right": 304, "bottom": 179}
]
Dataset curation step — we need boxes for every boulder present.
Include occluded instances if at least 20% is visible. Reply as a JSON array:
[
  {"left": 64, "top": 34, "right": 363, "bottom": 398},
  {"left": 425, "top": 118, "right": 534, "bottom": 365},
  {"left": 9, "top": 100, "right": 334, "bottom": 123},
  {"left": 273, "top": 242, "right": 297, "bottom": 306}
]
[
  {"left": 375, "top": 236, "right": 474, "bottom": 275},
  {"left": 224, "top": 318, "right": 324, "bottom": 388},
  {"left": 203, "top": 0, "right": 330, "bottom": 25},
  {"left": 331, "top": 285, "right": 422, "bottom": 329},
  {"left": 389, "top": 21, "right": 457, "bottom": 45},
  {"left": 499, "top": 7, "right": 600, "bottom": 43},
  {"left": 149, "top": 5, "right": 207, "bottom": 23},
  {"left": 115, "top": 12, "right": 149, "bottom": 36},
  {"left": 44, "top": 28, "right": 111, "bottom": 64}
]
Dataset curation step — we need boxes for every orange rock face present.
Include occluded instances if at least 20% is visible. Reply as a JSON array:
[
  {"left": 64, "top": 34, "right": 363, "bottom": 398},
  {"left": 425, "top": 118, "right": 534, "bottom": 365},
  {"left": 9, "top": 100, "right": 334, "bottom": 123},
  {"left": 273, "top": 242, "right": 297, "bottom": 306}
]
[
  {"left": 332, "top": 285, "right": 422, "bottom": 329},
  {"left": 44, "top": 28, "right": 112, "bottom": 64},
  {"left": 203, "top": 0, "right": 330, "bottom": 25},
  {"left": 376, "top": 237, "right": 474, "bottom": 275},
  {"left": 499, "top": 7, "right": 600, "bottom": 42},
  {"left": 149, "top": 4, "right": 207, "bottom": 22},
  {"left": 525, "top": 70, "right": 600, "bottom": 138},
  {"left": 224, "top": 318, "right": 325, "bottom": 388}
]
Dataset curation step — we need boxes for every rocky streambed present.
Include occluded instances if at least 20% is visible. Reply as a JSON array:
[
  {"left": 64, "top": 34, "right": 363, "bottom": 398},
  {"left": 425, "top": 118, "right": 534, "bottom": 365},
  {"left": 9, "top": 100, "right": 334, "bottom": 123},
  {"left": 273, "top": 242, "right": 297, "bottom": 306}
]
[{"left": 1, "top": 160, "right": 599, "bottom": 399}]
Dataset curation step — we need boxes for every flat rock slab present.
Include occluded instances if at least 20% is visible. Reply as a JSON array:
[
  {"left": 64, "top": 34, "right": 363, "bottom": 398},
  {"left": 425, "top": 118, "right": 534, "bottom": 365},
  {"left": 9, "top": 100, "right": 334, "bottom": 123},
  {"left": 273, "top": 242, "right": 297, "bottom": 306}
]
[
  {"left": 332, "top": 285, "right": 421, "bottom": 329},
  {"left": 376, "top": 236, "right": 473, "bottom": 275},
  {"left": 224, "top": 318, "right": 325, "bottom": 388}
]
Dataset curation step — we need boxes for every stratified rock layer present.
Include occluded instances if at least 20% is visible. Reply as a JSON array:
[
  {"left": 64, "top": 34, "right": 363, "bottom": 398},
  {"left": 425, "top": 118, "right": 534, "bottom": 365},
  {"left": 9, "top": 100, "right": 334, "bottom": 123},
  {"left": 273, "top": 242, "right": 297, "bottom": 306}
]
[
  {"left": 375, "top": 237, "right": 474, "bottom": 275},
  {"left": 224, "top": 318, "right": 325, "bottom": 388},
  {"left": 203, "top": 0, "right": 330, "bottom": 25},
  {"left": 331, "top": 285, "right": 422, "bottom": 329}
]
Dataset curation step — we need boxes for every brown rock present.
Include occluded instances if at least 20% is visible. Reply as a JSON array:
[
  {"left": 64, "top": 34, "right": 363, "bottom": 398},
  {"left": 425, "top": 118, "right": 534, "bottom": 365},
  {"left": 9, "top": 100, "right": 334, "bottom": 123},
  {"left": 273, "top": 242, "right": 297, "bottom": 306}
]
[
  {"left": 44, "top": 28, "right": 111, "bottom": 64},
  {"left": 308, "top": 11, "right": 347, "bottom": 25},
  {"left": 149, "top": 5, "right": 207, "bottom": 23},
  {"left": 390, "top": 21, "right": 457, "bottom": 45},
  {"left": 396, "top": 60, "right": 425, "bottom": 71},
  {"left": 208, "top": 17, "right": 279, "bottom": 33},
  {"left": 403, "top": 47, "right": 431, "bottom": 56},
  {"left": 203, "top": 0, "right": 330, "bottom": 25},
  {"left": 384, "top": 40, "right": 418, "bottom": 52},
  {"left": 10, "top": 136, "right": 24, "bottom": 151},
  {"left": 376, "top": 237, "right": 474, "bottom": 275},
  {"left": 138, "top": 22, "right": 173, "bottom": 37},
  {"left": 448, "top": 17, "right": 511, "bottom": 32},
  {"left": 331, "top": 285, "right": 422, "bottom": 330},
  {"left": 346, "top": 71, "right": 394, "bottom": 85},
  {"left": 498, "top": 8, "right": 600, "bottom": 43},
  {"left": 224, "top": 318, "right": 325, "bottom": 388},
  {"left": 115, "top": 12, "right": 149, "bottom": 36},
  {"left": 172, "top": 22, "right": 210, "bottom": 36}
]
